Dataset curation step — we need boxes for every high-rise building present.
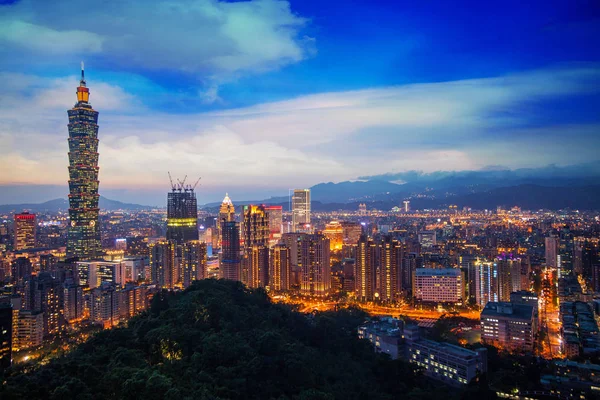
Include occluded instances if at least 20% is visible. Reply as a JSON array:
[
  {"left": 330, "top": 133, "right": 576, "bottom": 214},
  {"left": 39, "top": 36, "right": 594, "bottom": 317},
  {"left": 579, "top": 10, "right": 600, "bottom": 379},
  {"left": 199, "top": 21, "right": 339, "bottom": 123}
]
[
  {"left": 269, "top": 243, "right": 290, "bottom": 291},
  {"left": 166, "top": 179, "right": 199, "bottom": 245},
  {"left": 15, "top": 311, "right": 43, "bottom": 350},
  {"left": 474, "top": 260, "right": 497, "bottom": 308},
  {"left": 220, "top": 221, "right": 241, "bottom": 281},
  {"left": 291, "top": 189, "right": 311, "bottom": 232},
  {"left": 299, "top": 233, "right": 330, "bottom": 297},
  {"left": 10, "top": 257, "right": 32, "bottom": 284},
  {"left": 0, "top": 302, "right": 12, "bottom": 369},
  {"left": 63, "top": 283, "right": 84, "bottom": 323},
  {"left": 181, "top": 241, "right": 207, "bottom": 287},
  {"left": 403, "top": 200, "right": 410, "bottom": 213},
  {"left": 14, "top": 212, "right": 36, "bottom": 250},
  {"left": 264, "top": 205, "right": 283, "bottom": 245},
  {"left": 323, "top": 221, "right": 344, "bottom": 251},
  {"left": 242, "top": 205, "right": 269, "bottom": 288},
  {"left": 67, "top": 64, "right": 101, "bottom": 260},
  {"left": 216, "top": 193, "right": 235, "bottom": 249},
  {"left": 149, "top": 241, "right": 177, "bottom": 289},
  {"left": 356, "top": 235, "right": 376, "bottom": 302},
  {"left": 378, "top": 236, "right": 404, "bottom": 302},
  {"left": 545, "top": 235, "right": 559, "bottom": 268}
]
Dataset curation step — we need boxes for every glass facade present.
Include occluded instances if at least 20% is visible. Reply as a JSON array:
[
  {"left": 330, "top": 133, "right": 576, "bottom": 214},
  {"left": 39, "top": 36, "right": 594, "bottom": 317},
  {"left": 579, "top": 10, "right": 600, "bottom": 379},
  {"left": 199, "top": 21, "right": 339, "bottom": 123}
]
[{"left": 67, "top": 68, "right": 101, "bottom": 260}]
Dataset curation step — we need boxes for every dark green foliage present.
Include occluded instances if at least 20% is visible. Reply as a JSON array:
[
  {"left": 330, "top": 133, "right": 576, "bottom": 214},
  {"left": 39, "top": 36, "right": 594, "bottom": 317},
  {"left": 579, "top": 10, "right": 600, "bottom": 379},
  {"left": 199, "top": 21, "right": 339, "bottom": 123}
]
[{"left": 1, "top": 279, "right": 461, "bottom": 400}]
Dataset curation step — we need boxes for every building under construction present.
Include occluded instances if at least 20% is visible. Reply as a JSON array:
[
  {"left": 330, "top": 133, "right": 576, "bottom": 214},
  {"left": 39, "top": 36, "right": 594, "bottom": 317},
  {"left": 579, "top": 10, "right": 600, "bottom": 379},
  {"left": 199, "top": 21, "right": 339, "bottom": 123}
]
[{"left": 166, "top": 174, "right": 200, "bottom": 245}]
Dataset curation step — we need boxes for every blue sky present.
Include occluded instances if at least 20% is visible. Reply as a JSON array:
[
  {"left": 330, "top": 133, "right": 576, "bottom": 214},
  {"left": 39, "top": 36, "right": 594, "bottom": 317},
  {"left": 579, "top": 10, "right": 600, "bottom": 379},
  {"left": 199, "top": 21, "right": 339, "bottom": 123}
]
[{"left": 0, "top": 0, "right": 599, "bottom": 205}]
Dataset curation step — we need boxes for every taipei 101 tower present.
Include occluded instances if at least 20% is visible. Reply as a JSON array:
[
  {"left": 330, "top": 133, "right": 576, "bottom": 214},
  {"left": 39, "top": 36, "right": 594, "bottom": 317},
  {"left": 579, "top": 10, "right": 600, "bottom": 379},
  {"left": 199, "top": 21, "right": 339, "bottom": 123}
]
[{"left": 66, "top": 63, "right": 101, "bottom": 259}]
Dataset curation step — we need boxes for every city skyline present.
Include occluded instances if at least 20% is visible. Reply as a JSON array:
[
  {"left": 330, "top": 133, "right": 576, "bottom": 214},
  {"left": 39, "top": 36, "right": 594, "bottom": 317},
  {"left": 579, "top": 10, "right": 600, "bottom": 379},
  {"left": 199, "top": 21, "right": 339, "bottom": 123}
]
[{"left": 0, "top": 0, "right": 599, "bottom": 205}]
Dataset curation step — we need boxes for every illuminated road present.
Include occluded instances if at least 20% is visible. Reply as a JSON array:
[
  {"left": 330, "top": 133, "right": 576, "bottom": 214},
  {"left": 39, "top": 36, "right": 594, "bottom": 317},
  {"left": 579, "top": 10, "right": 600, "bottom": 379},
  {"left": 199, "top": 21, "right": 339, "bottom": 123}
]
[{"left": 285, "top": 298, "right": 480, "bottom": 321}]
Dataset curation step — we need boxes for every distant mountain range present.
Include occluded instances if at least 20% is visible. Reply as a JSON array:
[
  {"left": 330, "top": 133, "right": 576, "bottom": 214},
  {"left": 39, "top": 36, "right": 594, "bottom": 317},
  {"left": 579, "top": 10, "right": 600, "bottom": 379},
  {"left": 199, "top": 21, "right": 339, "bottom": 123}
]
[{"left": 0, "top": 196, "right": 153, "bottom": 214}]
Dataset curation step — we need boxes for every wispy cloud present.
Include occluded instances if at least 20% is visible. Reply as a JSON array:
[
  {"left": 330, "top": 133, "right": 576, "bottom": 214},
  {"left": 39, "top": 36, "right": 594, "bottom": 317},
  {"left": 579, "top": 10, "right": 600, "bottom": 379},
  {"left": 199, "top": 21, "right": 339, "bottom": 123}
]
[{"left": 0, "top": 66, "right": 599, "bottom": 204}]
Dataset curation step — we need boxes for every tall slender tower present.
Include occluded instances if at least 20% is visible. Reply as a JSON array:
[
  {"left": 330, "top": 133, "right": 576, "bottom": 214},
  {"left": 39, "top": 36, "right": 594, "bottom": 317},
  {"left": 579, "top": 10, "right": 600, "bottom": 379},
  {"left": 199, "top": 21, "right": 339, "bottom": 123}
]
[
  {"left": 67, "top": 63, "right": 101, "bottom": 259},
  {"left": 216, "top": 193, "right": 235, "bottom": 249},
  {"left": 291, "top": 189, "right": 311, "bottom": 232}
]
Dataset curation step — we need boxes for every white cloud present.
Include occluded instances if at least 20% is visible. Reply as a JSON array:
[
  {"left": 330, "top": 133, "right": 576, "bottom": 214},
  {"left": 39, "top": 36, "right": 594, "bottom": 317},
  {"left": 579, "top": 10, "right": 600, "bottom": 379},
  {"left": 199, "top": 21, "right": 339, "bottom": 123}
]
[
  {"left": 0, "top": 66, "right": 599, "bottom": 198},
  {"left": 0, "top": 0, "right": 310, "bottom": 81}
]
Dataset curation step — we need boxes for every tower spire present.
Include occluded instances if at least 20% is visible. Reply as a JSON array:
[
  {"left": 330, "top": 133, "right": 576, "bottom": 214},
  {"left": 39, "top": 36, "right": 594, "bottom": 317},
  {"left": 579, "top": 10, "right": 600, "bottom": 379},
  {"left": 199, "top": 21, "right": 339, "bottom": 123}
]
[{"left": 76, "top": 62, "right": 89, "bottom": 103}]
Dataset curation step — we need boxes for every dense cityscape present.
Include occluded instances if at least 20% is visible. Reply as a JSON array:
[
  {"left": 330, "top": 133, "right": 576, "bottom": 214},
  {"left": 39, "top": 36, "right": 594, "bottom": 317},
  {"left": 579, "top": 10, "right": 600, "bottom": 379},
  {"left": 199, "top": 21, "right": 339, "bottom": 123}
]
[
  {"left": 0, "top": 68, "right": 598, "bottom": 399},
  {"left": 1, "top": 1, "right": 600, "bottom": 399}
]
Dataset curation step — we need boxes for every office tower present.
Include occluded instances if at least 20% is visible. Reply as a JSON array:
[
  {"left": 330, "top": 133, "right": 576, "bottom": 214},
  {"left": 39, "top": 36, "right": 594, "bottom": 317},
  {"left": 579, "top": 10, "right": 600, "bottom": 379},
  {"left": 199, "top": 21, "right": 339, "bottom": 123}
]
[
  {"left": 495, "top": 258, "right": 515, "bottom": 302},
  {"left": 216, "top": 193, "right": 235, "bottom": 249},
  {"left": 241, "top": 205, "right": 269, "bottom": 288},
  {"left": 166, "top": 178, "right": 199, "bottom": 245},
  {"left": 0, "top": 302, "right": 12, "bottom": 369},
  {"left": 355, "top": 235, "right": 376, "bottom": 301},
  {"left": 220, "top": 221, "right": 241, "bottom": 281},
  {"left": 10, "top": 257, "right": 32, "bottom": 284},
  {"left": 181, "top": 241, "right": 207, "bottom": 287},
  {"left": 63, "top": 283, "right": 84, "bottom": 323},
  {"left": 403, "top": 200, "right": 410, "bottom": 213},
  {"left": 413, "top": 268, "right": 464, "bottom": 303},
  {"left": 66, "top": 64, "right": 101, "bottom": 260},
  {"left": 77, "top": 261, "right": 119, "bottom": 289},
  {"left": 149, "top": 241, "right": 177, "bottom": 289},
  {"left": 264, "top": 205, "right": 283, "bottom": 244},
  {"left": 480, "top": 302, "right": 536, "bottom": 351},
  {"left": 269, "top": 243, "right": 290, "bottom": 291},
  {"left": 13, "top": 212, "right": 36, "bottom": 250},
  {"left": 299, "top": 233, "right": 331, "bottom": 297},
  {"left": 418, "top": 231, "right": 436, "bottom": 248},
  {"left": 291, "top": 189, "right": 311, "bottom": 231},
  {"left": 545, "top": 235, "right": 559, "bottom": 268}
]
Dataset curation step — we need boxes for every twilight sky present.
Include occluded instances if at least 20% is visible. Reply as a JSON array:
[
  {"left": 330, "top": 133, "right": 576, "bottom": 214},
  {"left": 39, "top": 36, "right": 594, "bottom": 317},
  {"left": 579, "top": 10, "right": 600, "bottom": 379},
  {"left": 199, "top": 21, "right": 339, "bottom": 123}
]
[{"left": 0, "top": 0, "right": 599, "bottom": 205}]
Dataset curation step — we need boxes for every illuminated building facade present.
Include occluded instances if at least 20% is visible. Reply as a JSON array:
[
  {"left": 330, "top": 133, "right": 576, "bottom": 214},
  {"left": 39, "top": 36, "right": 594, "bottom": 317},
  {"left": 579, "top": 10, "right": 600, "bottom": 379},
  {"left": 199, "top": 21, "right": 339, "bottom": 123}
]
[
  {"left": 242, "top": 205, "right": 269, "bottom": 288},
  {"left": 14, "top": 212, "right": 36, "bottom": 251},
  {"left": 299, "top": 233, "right": 330, "bottom": 297},
  {"left": 149, "top": 241, "right": 177, "bottom": 289},
  {"left": 414, "top": 268, "right": 464, "bottom": 303},
  {"left": 269, "top": 243, "right": 290, "bottom": 291},
  {"left": 67, "top": 65, "right": 101, "bottom": 260},
  {"left": 0, "top": 303, "right": 12, "bottom": 369},
  {"left": 545, "top": 235, "right": 559, "bottom": 268},
  {"left": 220, "top": 221, "right": 241, "bottom": 281},
  {"left": 323, "top": 221, "right": 344, "bottom": 251},
  {"left": 166, "top": 184, "right": 199, "bottom": 245},
  {"left": 378, "top": 236, "right": 403, "bottom": 302},
  {"left": 480, "top": 302, "right": 536, "bottom": 351},
  {"left": 264, "top": 205, "right": 283, "bottom": 245},
  {"left": 356, "top": 235, "right": 376, "bottom": 301},
  {"left": 291, "top": 189, "right": 311, "bottom": 232},
  {"left": 181, "top": 241, "right": 207, "bottom": 287},
  {"left": 216, "top": 193, "right": 235, "bottom": 249}
]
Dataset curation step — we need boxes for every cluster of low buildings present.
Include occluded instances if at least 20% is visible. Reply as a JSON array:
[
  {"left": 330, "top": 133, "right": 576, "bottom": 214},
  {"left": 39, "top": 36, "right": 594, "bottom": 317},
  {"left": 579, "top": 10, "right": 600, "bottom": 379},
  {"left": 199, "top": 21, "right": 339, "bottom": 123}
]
[{"left": 358, "top": 317, "right": 487, "bottom": 386}]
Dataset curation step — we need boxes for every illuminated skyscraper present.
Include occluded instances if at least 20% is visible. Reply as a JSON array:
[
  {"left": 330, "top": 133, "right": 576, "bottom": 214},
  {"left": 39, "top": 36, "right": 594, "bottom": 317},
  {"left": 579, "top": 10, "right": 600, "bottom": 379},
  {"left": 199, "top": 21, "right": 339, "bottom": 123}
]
[
  {"left": 355, "top": 234, "right": 376, "bottom": 301},
  {"left": 67, "top": 64, "right": 101, "bottom": 260},
  {"left": 220, "top": 221, "right": 240, "bottom": 281},
  {"left": 241, "top": 205, "right": 269, "bottom": 288},
  {"left": 269, "top": 243, "right": 290, "bottom": 291},
  {"left": 216, "top": 193, "right": 235, "bottom": 249},
  {"left": 181, "top": 241, "right": 207, "bottom": 287},
  {"left": 291, "top": 189, "right": 311, "bottom": 232},
  {"left": 13, "top": 212, "right": 36, "bottom": 251},
  {"left": 264, "top": 205, "right": 283, "bottom": 245},
  {"left": 166, "top": 177, "right": 199, "bottom": 245},
  {"left": 299, "top": 233, "right": 330, "bottom": 297},
  {"left": 545, "top": 235, "right": 559, "bottom": 268},
  {"left": 0, "top": 302, "right": 12, "bottom": 369},
  {"left": 149, "top": 241, "right": 177, "bottom": 289}
]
